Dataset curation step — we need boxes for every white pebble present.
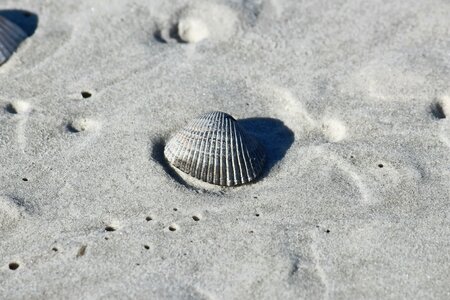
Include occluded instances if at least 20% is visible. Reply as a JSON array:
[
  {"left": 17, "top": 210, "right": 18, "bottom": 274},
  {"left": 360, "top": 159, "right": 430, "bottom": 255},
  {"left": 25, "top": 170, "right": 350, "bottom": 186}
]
[{"left": 177, "top": 18, "right": 210, "bottom": 43}]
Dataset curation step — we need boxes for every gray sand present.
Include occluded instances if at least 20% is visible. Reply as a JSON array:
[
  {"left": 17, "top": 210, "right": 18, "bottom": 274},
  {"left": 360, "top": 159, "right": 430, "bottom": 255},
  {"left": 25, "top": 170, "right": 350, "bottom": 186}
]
[{"left": 0, "top": 0, "right": 449, "bottom": 299}]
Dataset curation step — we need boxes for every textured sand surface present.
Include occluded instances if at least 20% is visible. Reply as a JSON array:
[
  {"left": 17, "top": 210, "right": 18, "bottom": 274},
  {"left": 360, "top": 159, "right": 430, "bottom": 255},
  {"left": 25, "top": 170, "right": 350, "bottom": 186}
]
[{"left": 0, "top": 0, "right": 449, "bottom": 299}]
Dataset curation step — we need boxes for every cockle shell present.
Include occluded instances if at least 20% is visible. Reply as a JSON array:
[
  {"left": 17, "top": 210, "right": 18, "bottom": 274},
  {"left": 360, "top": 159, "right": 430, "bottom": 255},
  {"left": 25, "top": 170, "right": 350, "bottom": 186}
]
[
  {"left": 164, "top": 111, "right": 266, "bottom": 186},
  {"left": 0, "top": 16, "right": 27, "bottom": 65}
]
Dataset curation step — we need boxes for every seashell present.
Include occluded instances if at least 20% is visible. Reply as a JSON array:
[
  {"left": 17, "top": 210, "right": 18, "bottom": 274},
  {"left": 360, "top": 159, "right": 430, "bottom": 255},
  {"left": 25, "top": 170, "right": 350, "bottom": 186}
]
[
  {"left": 0, "top": 16, "right": 28, "bottom": 65},
  {"left": 164, "top": 111, "right": 266, "bottom": 186}
]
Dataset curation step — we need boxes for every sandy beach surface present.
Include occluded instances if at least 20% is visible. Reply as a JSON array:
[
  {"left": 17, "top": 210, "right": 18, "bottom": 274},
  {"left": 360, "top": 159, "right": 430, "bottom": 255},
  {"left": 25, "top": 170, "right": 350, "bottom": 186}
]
[{"left": 0, "top": 0, "right": 449, "bottom": 299}]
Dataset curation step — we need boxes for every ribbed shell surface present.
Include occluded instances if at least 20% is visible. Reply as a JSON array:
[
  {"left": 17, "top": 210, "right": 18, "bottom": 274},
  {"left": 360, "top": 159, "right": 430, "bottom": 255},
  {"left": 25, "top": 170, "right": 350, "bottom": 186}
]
[
  {"left": 164, "top": 111, "right": 265, "bottom": 186},
  {"left": 0, "top": 16, "right": 27, "bottom": 65}
]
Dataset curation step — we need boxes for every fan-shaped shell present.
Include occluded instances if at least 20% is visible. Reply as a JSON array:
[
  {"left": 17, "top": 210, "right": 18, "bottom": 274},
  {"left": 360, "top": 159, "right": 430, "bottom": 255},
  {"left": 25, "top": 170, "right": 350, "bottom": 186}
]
[
  {"left": 0, "top": 16, "right": 27, "bottom": 65},
  {"left": 164, "top": 111, "right": 266, "bottom": 186}
]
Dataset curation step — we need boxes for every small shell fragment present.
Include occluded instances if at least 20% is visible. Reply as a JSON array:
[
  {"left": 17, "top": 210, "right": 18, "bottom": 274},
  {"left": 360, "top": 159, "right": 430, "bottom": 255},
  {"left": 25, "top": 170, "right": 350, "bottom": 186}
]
[
  {"left": 0, "top": 16, "right": 27, "bottom": 65},
  {"left": 164, "top": 111, "right": 266, "bottom": 186}
]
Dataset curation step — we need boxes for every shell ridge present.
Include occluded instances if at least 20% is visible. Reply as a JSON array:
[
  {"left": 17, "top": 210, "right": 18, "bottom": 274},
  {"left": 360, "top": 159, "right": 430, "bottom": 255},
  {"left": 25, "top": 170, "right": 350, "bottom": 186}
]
[
  {"left": 227, "top": 120, "right": 236, "bottom": 185},
  {"left": 206, "top": 112, "right": 217, "bottom": 182},
  {"left": 220, "top": 112, "right": 227, "bottom": 185},
  {"left": 224, "top": 117, "right": 230, "bottom": 186},
  {"left": 183, "top": 117, "right": 206, "bottom": 173},
  {"left": 176, "top": 117, "right": 203, "bottom": 172},
  {"left": 195, "top": 110, "right": 214, "bottom": 181},
  {"left": 0, "top": 17, "right": 27, "bottom": 65},
  {"left": 212, "top": 113, "right": 220, "bottom": 184},
  {"left": 170, "top": 122, "right": 195, "bottom": 167},
  {"left": 227, "top": 117, "right": 235, "bottom": 186},
  {"left": 194, "top": 112, "right": 214, "bottom": 179},
  {"left": 0, "top": 40, "right": 11, "bottom": 57},
  {"left": 0, "top": 29, "right": 15, "bottom": 55},
  {"left": 4, "top": 29, "right": 23, "bottom": 49},
  {"left": 166, "top": 116, "right": 202, "bottom": 171},
  {"left": 191, "top": 113, "right": 207, "bottom": 177},
  {"left": 0, "top": 21, "right": 17, "bottom": 51},
  {"left": 207, "top": 111, "right": 219, "bottom": 183},
  {"left": 218, "top": 112, "right": 225, "bottom": 185},
  {"left": 233, "top": 122, "right": 244, "bottom": 184},
  {"left": 186, "top": 117, "right": 204, "bottom": 175},
  {"left": 167, "top": 131, "right": 184, "bottom": 168},
  {"left": 1, "top": 18, "right": 26, "bottom": 40},
  {"left": 213, "top": 112, "right": 222, "bottom": 185},
  {"left": 1, "top": 21, "right": 25, "bottom": 44},
  {"left": 166, "top": 130, "right": 183, "bottom": 165},
  {"left": 229, "top": 118, "right": 237, "bottom": 185},
  {"left": 223, "top": 114, "right": 231, "bottom": 186},
  {"left": 201, "top": 112, "right": 212, "bottom": 182}
]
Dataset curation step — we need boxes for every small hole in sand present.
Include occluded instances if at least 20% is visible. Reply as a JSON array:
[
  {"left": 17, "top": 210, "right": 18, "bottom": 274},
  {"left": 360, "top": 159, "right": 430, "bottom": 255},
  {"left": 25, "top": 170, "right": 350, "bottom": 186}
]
[
  {"left": 81, "top": 91, "right": 92, "bottom": 99},
  {"left": 173, "top": 208, "right": 178, "bottom": 211},
  {"left": 169, "top": 225, "right": 177, "bottom": 231},
  {"left": 145, "top": 216, "right": 153, "bottom": 221},
  {"left": 105, "top": 226, "right": 116, "bottom": 232},
  {"left": 144, "top": 245, "right": 150, "bottom": 250},
  {"left": 104, "top": 237, "right": 109, "bottom": 240},
  {"left": 255, "top": 213, "right": 260, "bottom": 217},
  {"left": 378, "top": 164, "right": 384, "bottom": 168},
  {"left": 52, "top": 247, "right": 58, "bottom": 252},
  {"left": 249, "top": 230, "right": 254, "bottom": 234},
  {"left": 22, "top": 178, "right": 28, "bottom": 182},
  {"left": 192, "top": 216, "right": 200, "bottom": 221},
  {"left": 9, "top": 262, "right": 19, "bottom": 270},
  {"left": 326, "top": 229, "right": 330, "bottom": 233}
]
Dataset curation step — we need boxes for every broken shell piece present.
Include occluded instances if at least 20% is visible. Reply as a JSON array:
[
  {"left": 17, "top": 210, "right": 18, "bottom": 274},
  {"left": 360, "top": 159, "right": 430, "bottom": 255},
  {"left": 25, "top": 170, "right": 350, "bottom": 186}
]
[
  {"left": 164, "top": 111, "right": 266, "bottom": 186},
  {"left": 0, "top": 16, "right": 27, "bottom": 65}
]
